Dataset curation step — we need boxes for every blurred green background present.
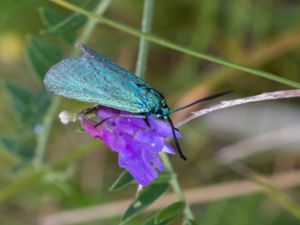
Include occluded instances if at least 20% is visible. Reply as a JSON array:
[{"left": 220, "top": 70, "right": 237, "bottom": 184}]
[{"left": 1, "top": 0, "right": 300, "bottom": 224}]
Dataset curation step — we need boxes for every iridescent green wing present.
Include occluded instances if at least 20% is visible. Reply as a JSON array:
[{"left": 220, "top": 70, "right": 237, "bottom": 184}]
[{"left": 44, "top": 44, "right": 162, "bottom": 113}]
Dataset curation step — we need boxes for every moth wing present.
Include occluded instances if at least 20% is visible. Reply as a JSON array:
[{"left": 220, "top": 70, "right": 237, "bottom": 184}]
[
  {"left": 78, "top": 44, "right": 155, "bottom": 88},
  {"left": 44, "top": 56, "right": 149, "bottom": 113}
]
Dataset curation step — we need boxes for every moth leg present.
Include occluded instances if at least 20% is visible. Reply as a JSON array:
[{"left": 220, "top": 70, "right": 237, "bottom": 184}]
[
  {"left": 93, "top": 116, "right": 115, "bottom": 128},
  {"left": 82, "top": 105, "right": 101, "bottom": 115},
  {"left": 143, "top": 116, "right": 151, "bottom": 128},
  {"left": 94, "top": 114, "right": 150, "bottom": 128},
  {"left": 167, "top": 117, "right": 187, "bottom": 160}
]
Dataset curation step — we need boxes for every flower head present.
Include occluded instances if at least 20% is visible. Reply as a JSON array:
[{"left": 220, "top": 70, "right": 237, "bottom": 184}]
[{"left": 80, "top": 106, "right": 181, "bottom": 186}]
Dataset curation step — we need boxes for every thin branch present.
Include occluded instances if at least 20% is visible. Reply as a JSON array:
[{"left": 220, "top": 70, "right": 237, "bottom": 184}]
[
  {"left": 177, "top": 89, "right": 300, "bottom": 127},
  {"left": 39, "top": 169, "right": 300, "bottom": 225},
  {"left": 33, "top": 96, "right": 60, "bottom": 168},
  {"left": 135, "top": 0, "right": 154, "bottom": 78}
]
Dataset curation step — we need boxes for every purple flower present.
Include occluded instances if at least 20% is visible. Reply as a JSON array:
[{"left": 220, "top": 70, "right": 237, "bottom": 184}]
[{"left": 80, "top": 106, "right": 181, "bottom": 186}]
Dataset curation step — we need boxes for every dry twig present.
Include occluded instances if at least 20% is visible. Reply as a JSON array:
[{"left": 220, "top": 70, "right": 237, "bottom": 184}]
[{"left": 177, "top": 89, "right": 300, "bottom": 127}]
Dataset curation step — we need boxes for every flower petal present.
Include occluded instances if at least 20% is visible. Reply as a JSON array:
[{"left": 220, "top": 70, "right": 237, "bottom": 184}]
[
  {"left": 162, "top": 142, "right": 176, "bottom": 155},
  {"left": 80, "top": 116, "right": 101, "bottom": 138},
  {"left": 148, "top": 117, "right": 182, "bottom": 138},
  {"left": 142, "top": 150, "right": 165, "bottom": 171},
  {"left": 118, "top": 143, "right": 158, "bottom": 186},
  {"left": 134, "top": 130, "right": 165, "bottom": 152}
]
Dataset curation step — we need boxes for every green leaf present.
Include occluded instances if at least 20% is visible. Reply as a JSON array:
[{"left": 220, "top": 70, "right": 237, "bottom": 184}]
[
  {"left": 121, "top": 182, "right": 169, "bottom": 224},
  {"left": 0, "top": 135, "right": 34, "bottom": 161},
  {"left": 25, "top": 89, "right": 51, "bottom": 126},
  {"left": 5, "top": 82, "right": 34, "bottom": 121},
  {"left": 40, "top": 7, "right": 66, "bottom": 27},
  {"left": 41, "top": 12, "right": 85, "bottom": 36},
  {"left": 39, "top": 7, "right": 75, "bottom": 43},
  {"left": 142, "top": 216, "right": 175, "bottom": 225},
  {"left": 41, "top": 0, "right": 98, "bottom": 37},
  {"left": 109, "top": 171, "right": 134, "bottom": 192},
  {"left": 25, "top": 35, "right": 63, "bottom": 81},
  {"left": 5, "top": 82, "right": 51, "bottom": 127},
  {"left": 182, "top": 219, "right": 198, "bottom": 225},
  {"left": 0, "top": 145, "right": 21, "bottom": 166},
  {"left": 151, "top": 172, "right": 172, "bottom": 184},
  {"left": 155, "top": 201, "right": 185, "bottom": 224}
]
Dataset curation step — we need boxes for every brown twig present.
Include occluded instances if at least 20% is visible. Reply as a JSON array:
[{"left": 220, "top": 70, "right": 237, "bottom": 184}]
[{"left": 177, "top": 89, "right": 300, "bottom": 127}]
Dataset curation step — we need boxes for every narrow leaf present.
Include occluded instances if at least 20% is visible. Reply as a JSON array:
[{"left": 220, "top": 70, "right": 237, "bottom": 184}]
[
  {"left": 41, "top": 0, "right": 98, "bottom": 36},
  {"left": 39, "top": 7, "right": 66, "bottom": 26},
  {"left": 182, "top": 219, "right": 198, "bottom": 225},
  {"left": 5, "top": 82, "right": 34, "bottom": 121},
  {"left": 0, "top": 135, "right": 34, "bottom": 161},
  {"left": 109, "top": 171, "right": 134, "bottom": 192},
  {"left": 143, "top": 216, "right": 174, "bottom": 225},
  {"left": 121, "top": 182, "right": 169, "bottom": 224},
  {"left": 25, "top": 35, "right": 62, "bottom": 80},
  {"left": 5, "top": 82, "right": 51, "bottom": 126},
  {"left": 39, "top": 7, "right": 75, "bottom": 43},
  {"left": 155, "top": 201, "right": 185, "bottom": 224},
  {"left": 152, "top": 172, "right": 172, "bottom": 184}
]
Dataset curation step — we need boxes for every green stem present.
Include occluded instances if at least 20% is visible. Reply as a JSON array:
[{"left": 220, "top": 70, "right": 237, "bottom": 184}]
[
  {"left": 51, "top": 0, "right": 300, "bottom": 88},
  {"left": 135, "top": 0, "right": 154, "bottom": 78},
  {"left": 73, "top": 0, "right": 112, "bottom": 52},
  {"left": 161, "top": 154, "right": 195, "bottom": 221},
  {"left": 33, "top": 96, "right": 60, "bottom": 168},
  {"left": 134, "top": 0, "right": 195, "bottom": 221}
]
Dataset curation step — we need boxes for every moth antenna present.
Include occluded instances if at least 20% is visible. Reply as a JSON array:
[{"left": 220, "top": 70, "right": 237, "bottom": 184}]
[
  {"left": 171, "top": 90, "right": 233, "bottom": 113},
  {"left": 167, "top": 117, "right": 187, "bottom": 160}
]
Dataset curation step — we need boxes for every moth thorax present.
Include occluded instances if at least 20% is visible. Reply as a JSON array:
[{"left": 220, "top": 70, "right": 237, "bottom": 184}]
[{"left": 154, "top": 105, "right": 170, "bottom": 119}]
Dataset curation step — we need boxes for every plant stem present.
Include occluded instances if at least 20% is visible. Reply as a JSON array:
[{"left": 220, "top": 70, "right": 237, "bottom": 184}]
[
  {"left": 51, "top": 0, "right": 300, "bottom": 88},
  {"left": 74, "top": 0, "right": 112, "bottom": 51},
  {"left": 135, "top": 0, "right": 154, "bottom": 78},
  {"left": 161, "top": 154, "right": 195, "bottom": 221},
  {"left": 133, "top": 0, "right": 195, "bottom": 221},
  {"left": 33, "top": 96, "right": 60, "bottom": 168}
]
